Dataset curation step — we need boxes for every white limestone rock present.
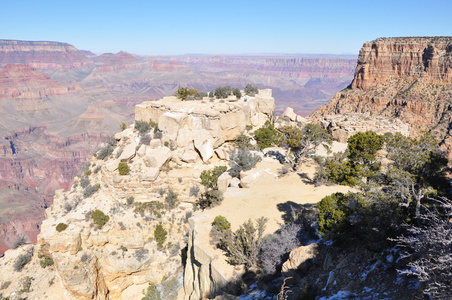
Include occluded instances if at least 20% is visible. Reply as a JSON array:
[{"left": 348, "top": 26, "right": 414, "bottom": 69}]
[
  {"left": 193, "top": 129, "right": 214, "bottom": 162},
  {"left": 282, "top": 107, "right": 297, "bottom": 122},
  {"left": 217, "top": 172, "right": 232, "bottom": 193},
  {"left": 145, "top": 146, "right": 172, "bottom": 169}
]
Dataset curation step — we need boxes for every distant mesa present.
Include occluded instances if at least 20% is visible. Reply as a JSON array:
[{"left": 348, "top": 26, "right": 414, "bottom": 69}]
[{"left": 0, "top": 64, "right": 79, "bottom": 98}]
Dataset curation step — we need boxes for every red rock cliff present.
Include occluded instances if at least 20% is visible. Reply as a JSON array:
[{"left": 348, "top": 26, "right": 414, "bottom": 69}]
[
  {"left": 351, "top": 37, "right": 452, "bottom": 89},
  {"left": 313, "top": 37, "right": 452, "bottom": 157}
]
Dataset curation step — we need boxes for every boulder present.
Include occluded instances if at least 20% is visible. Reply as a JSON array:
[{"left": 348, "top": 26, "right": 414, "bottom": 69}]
[
  {"left": 230, "top": 177, "right": 241, "bottom": 188},
  {"left": 142, "top": 168, "right": 160, "bottom": 181},
  {"left": 217, "top": 173, "right": 232, "bottom": 193},
  {"left": 282, "top": 107, "right": 297, "bottom": 121},
  {"left": 145, "top": 146, "right": 171, "bottom": 169},
  {"left": 250, "top": 112, "right": 268, "bottom": 127},
  {"left": 136, "top": 144, "right": 147, "bottom": 157},
  {"left": 215, "top": 143, "right": 233, "bottom": 160},
  {"left": 105, "top": 159, "right": 120, "bottom": 172},
  {"left": 255, "top": 89, "right": 275, "bottom": 115},
  {"left": 176, "top": 128, "right": 194, "bottom": 148},
  {"left": 118, "top": 141, "right": 138, "bottom": 161},
  {"left": 296, "top": 115, "right": 308, "bottom": 124},
  {"left": 181, "top": 149, "right": 199, "bottom": 163},
  {"left": 149, "top": 139, "right": 161, "bottom": 149},
  {"left": 158, "top": 112, "right": 188, "bottom": 140},
  {"left": 281, "top": 243, "right": 319, "bottom": 275},
  {"left": 193, "top": 129, "right": 214, "bottom": 162}
]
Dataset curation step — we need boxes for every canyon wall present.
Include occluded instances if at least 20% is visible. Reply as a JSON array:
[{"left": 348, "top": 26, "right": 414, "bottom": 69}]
[{"left": 313, "top": 37, "right": 452, "bottom": 157}]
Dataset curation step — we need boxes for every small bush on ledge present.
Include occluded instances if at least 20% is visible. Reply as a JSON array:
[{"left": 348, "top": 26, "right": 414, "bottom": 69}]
[
  {"left": 154, "top": 224, "right": 167, "bottom": 247},
  {"left": 40, "top": 255, "right": 54, "bottom": 268},
  {"left": 13, "top": 250, "right": 33, "bottom": 272},
  {"left": 118, "top": 162, "right": 130, "bottom": 175},
  {"left": 92, "top": 209, "right": 110, "bottom": 229},
  {"left": 83, "top": 184, "right": 100, "bottom": 198},
  {"left": 56, "top": 223, "right": 68, "bottom": 232}
]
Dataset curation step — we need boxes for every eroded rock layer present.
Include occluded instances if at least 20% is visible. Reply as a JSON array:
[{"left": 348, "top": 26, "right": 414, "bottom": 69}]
[{"left": 313, "top": 37, "right": 452, "bottom": 156}]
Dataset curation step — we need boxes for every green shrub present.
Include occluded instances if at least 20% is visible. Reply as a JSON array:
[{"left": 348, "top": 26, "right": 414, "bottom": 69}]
[
  {"left": 154, "top": 128, "right": 163, "bottom": 139},
  {"left": 127, "top": 196, "right": 134, "bottom": 205},
  {"left": 317, "top": 192, "right": 360, "bottom": 239},
  {"left": 92, "top": 209, "right": 109, "bottom": 229},
  {"left": 189, "top": 185, "right": 200, "bottom": 197},
  {"left": 234, "top": 134, "right": 252, "bottom": 149},
  {"left": 232, "top": 88, "right": 242, "bottom": 99},
  {"left": 347, "top": 131, "right": 384, "bottom": 165},
  {"left": 80, "top": 177, "right": 90, "bottom": 188},
  {"left": 200, "top": 166, "right": 227, "bottom": 190},
  {"left": 55, "top": 223, "right": 68, "bottom": 232},
  {"left": 134, "top": 201, "right": 164, "bottom": 217},
  {"left": 120, "top": 245, "right": 128, "bottom": 252},
  {"left": 14, "top": 251, "right": 33, "bottom": 272},
  {"left": 19, "top": 276, "right": 33, "bottom": 293},
  {"left": 97, "top": 145, "right": 114, "bottom": 160},
  {"left": 12, "top": 235, "right": 26, "bottom": 249},
  {"left": 154, "top": 224, "right": 167, "bottom": 247},
  {"left": 325, "top": 161, "right": 360, "bottom": 186},
  {"left": 253, "top": 120, "right": 280, "bottom": 149},
  {"left": 244, "top": 84, "right": 258, "bottom": 95},
  {"left": 228, "top": 148, "right": 262, "bottom": 178},
  {"left": 40, "top": 256, "right": 54, "bottom": 268},
  {"left": 83, "top": 184, "right": 99, "bottom": 198},
  {"left": 142, "top": 283, "right": 161, "bottom": 300},
  {"left": 198, "top": 189, "right": 224, "bottom": 209},
  {"left": 212, "top": 215, "right": 231, "bottom": 232},
  {"left": 193, "top": 90, "right": 208, "bottom": 100},
  {"left": 176, "top": 87, "right": 197, "bottom": 100},
  {"left": 140, "top": 134, "right": 152, "bottom": 145},
  {"left": 165, "top": 188, "right": 178, "bottom": 209},
  {"left": 214, "top": 86, "right": 232, "bottom": 99},
  {"left": 118, "top": 162, "right": 130, "bottom": 175},
  {"left": 120, "top": 122, "right": 126, "bottom": 131},
  {"left": 85, "top": 169, "right": 91, "bottom": 176},
  {"left": 135, "top": 120, "right": 151, "bottom": 135},
  {"left": 221, "top": 217, "right": 268, "bottom": 268}
]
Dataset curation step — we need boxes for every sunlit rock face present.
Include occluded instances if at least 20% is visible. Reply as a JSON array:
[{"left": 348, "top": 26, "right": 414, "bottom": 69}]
[{"left": 313, "top": 37, "right": 452, "bottom": 158}]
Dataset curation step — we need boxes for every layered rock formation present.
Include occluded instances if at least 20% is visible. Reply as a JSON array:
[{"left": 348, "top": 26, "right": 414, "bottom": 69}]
[
  {"left": 0, "top": 40, "right": 93, "bottom": 70},
  {"left": 313, "top": 37, "right": 452, "bottom": 156},
  {"left": 135, "top": 89, "right": 274, "bottom": 162},
  {"left": 0, "top": 64, "right": 80, "bottom": 98}
]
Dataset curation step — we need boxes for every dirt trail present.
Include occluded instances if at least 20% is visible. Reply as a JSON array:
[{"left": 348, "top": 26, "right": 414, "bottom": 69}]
[{"left": 209, "top": 159, "right": 354, "bottom": 233}]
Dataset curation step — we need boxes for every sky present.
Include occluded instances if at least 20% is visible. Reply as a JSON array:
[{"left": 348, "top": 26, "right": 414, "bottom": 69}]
[{"left": 1, "top": 0, "right": 451, "bottom": 56}]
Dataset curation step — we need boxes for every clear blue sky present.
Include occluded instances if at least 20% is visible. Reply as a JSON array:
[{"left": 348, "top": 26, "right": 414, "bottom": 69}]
[{"left": 1, "top": 0, "right": 451, "bottom": 55}]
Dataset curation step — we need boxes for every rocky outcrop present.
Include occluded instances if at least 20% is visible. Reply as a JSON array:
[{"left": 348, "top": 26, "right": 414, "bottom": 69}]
[
  {"left": 313, "top": 37, "right": 452, "bottom": 157},
  {"left": 184, "top": 215, "right": 238, "bottom": 300},
  {"left": 350, "top": 37, "right": 452, "bottom": 90},
  {"left": 318, "top": 113, "right": 411, "bottom": 143},
  {"left": 135, "top": 89, "right": 275, "bottom": 163}
]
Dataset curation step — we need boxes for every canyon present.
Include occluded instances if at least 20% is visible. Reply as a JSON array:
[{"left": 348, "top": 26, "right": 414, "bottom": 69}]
[{"left": 0, "top": 39, "right": 355, "bottom": 254}]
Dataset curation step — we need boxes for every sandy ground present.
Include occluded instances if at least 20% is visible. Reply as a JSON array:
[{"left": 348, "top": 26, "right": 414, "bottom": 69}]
[{"left": 208, "top": 157, "right": 354, "bottom": 234}]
